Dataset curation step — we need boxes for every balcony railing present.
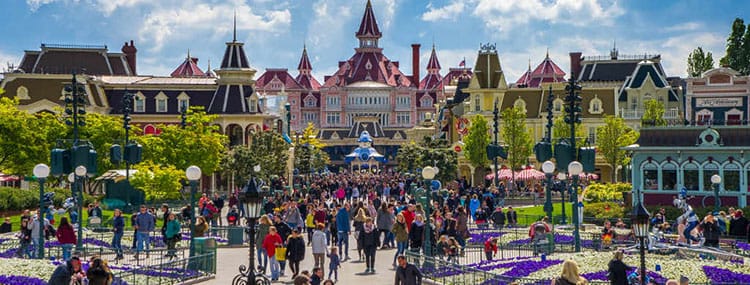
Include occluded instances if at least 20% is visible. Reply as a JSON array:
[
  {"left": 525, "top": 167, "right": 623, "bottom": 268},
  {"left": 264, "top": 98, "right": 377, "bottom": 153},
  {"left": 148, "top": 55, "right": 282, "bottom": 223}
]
[{"left": 620, "top": 108, "right": 678, "bottom": 119}]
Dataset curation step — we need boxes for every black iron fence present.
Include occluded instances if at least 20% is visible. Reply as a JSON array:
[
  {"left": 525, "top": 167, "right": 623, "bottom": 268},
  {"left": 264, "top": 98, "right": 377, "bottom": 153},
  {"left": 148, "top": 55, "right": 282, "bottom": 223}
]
[{"left": 112, "top": 252, "right": 215, "bottom": 285}]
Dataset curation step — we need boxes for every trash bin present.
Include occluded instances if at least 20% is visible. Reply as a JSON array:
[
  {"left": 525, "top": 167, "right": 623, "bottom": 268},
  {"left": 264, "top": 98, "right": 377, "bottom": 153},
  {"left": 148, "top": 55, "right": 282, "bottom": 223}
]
[
  {"left": 191, "top": 237, "right": 217, "bottom": 273},
  {"left": 228, "top": 227, "right": 244, "bottom": 246}
]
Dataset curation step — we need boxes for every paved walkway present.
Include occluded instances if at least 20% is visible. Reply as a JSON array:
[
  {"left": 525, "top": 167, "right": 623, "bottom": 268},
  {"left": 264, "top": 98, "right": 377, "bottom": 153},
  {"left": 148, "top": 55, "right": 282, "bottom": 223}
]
[{"left": 201, "top": 233, "right": 403, "bottom": 284}]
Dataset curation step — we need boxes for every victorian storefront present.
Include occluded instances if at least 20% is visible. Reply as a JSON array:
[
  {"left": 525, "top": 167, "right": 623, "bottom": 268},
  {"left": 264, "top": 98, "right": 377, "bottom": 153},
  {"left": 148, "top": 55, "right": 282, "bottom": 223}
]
[{"left": 625, "top": 127, "right": 750, "bottom": 207}]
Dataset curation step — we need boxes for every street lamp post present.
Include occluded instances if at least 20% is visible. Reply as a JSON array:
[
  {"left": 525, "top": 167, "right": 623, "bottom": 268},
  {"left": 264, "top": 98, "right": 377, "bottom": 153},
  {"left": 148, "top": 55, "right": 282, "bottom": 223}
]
[
  {"left": 632, "top": 198, "right": 651, "bottom": 285},
  {"left": 711, "top": 174, "right": 721, "bottom": 213},
  {"left": 421, "top": 166, "right": 437, "bottom": 260},
  {"left": 542, "top": 161, "right": 555, "bottom": 221},
  {"left": 233, "top": 167, "right": 269, "bottom": 285},
  {"left": 33, "top": 164, "right": 50, "bottom": 259},
  {"left": 492, "top": 100, "right": 500, "bottom": 189},
  {"left": 186, "top": 166, "right": 202, "bottom": 258},
  {"left": 568, "top": 161, "right": 583, "bottom": 252},
  {"left": 557, "top": 172, "right": 567, "bottom": 225},
  {"left": 74, "top": 165, "right": 87, "bottom": 252},
  {"left": 284, "top": 103, "right": 291, "bottom": 135}
]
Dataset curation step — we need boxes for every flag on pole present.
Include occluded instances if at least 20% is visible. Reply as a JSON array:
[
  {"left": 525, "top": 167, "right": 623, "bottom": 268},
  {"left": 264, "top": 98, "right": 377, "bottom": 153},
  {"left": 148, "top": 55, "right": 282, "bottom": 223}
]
[{"left": 458, "top": 59, "right": 466, "bottom": 67}]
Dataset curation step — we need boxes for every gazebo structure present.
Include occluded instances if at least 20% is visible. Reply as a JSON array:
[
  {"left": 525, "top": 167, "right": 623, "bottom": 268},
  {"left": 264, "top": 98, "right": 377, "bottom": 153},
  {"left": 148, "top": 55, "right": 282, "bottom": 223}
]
[{"left": 345, "top": 131, "right": 387, "bottom": 171}]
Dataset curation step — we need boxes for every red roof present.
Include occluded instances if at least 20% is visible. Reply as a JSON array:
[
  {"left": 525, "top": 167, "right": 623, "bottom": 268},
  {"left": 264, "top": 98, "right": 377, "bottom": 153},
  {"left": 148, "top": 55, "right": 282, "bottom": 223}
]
[
  {"left": 515, "top": 53, "right": 566, "bottom": 87},
  {"left": 171, "top": 56, "right": 205, "bottom": 77},
  {"left": 356, "top": 0, "right": 381, "bottom": 39},
  {"left": 256, "top": 69, "right": 304, "bottom": 90},
  {"left": 297, "top": 46, "right": 313, "bottom": 71},
  {"left": 322, "top": 51, "right": 413, "bottom": 88}
]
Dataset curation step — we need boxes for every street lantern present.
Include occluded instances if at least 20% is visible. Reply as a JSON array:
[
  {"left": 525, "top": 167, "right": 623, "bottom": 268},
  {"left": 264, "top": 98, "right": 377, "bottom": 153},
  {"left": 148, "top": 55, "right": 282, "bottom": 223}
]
[
  {"left": 567, "top": 161, "right": 582, "bottom": 252},
  {"left": 234, "top": 168, "right": 268, "bottom": 285},
  {"left": 33, "top": 164, "right": 50, "bottom": 259},
  {"left": 74, "top": 165, "right": 87, "bottom": 251},
  {"left": 631, "top": 201, "right": 651, "bottom": 284},
  {"left": 420, "top": 166, "right": 436, "bottom": 261},
  {"left": 556, "top": 172, "right": 568, "bottom": 224},
  {"left": 542, "top": 161, "right": 555, "bottom": 221},
  {"left": 422, "top": 166, "right": 436, "bottom": 180},
  {"left": 186, "top": 165, "right": 201, "bottom": 258},
  {"left": 711, "top": 174, "right": 721, "bottom": 212}
]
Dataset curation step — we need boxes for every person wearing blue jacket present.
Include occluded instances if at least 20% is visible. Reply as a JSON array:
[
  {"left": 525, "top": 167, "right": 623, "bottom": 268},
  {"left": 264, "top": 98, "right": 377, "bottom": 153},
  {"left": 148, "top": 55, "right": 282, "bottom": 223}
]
[
  {"left": 112, "top": 209, "right": 125, "bottom": 260},
  {"left": 134, "top": 205, "right": 155, "bottom": 258},
  {"left": 468, "top": 195, "right": 480, "bottom": 221},
  {"left": 336, "top": 203, "right": 351, "bottom": 260}
]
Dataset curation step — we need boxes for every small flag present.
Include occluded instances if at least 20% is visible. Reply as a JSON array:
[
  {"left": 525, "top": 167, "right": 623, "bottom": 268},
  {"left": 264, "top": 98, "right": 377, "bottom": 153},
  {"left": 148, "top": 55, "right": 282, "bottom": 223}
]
[{"left": 458, "top": 59, "right": 466, "bottom": 67}]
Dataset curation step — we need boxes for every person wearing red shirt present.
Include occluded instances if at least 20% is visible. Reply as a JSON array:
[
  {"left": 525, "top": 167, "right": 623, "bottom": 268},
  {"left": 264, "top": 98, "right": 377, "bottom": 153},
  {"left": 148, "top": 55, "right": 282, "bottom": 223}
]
[
  {"left": 402, "top": 204, "right": 415, "bottom": 231},
  {"left": 56, "top": 217, "right": 76, "bottom": 261},
  {"left": 484, "top": 237, "right": 498, "bottom": 261},
  {"left": 263, "top": 227, "right": 283, "bottom": 281}
]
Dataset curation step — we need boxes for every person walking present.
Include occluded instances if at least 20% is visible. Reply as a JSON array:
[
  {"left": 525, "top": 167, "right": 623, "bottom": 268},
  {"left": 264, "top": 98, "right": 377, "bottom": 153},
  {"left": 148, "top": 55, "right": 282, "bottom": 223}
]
[
  {"left": 194, "top": 216, "right": 209, "bottom": 237},
  {"left": 48, "top": 256, "right": 83, "bottom": 285},
  {"left": 360, "top": 217, "right": 379, "bottom": 274},
  {"left": 336, "top": 204, "right": 351, "bottom": 260},
  {"left": 160, "top": 204, "right": 171, "bottom": 246},
  {"left": 256, "top": 215, "right": 272, "bottom": 274},
  {"left": 212, "top": 193, "right": 225, "bottom": 226},
  {"left": 55, "top": 217, "right": 76, "bottom": 261},
  {"left": 607, "top": 251, "right": 628, "bottom": 285},
  {"left": 134, "top": 205, "right": 155, "bottom": 259},
  {"left": 377, "top": 204, "right": 395, "bottom": 249},
  {"left": 408, "top": 215, "right": 425, "bottom": 253},
  {"left": 286, "top": 229, "right": 306, "bottom": 279},
  {"left": 327, "top": 246, "right": 341, "bottom": 282},
  {"left": 311, "top": 223, "right": 328, "bottom": 275},
  {"left": 165, "top": 213, "right": 181, "bottom": 259},
  {"left": 263, "top": 226, "right": 284, "bottom": 281},
  {"left": 394, "top": 255, "right": 422, "bottom": 285},
  {"left": 112, "top": 209, "right": 125, "bottom": 260},
  {"left": 391, "top": 213, "right": 408, "bottom": 267}
]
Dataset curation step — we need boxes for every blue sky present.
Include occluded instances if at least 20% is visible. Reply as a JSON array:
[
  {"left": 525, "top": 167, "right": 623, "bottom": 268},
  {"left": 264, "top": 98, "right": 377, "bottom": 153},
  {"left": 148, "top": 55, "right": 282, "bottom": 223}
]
[{"left": 0, "top": 0, "right": 746, "bottom": 82}]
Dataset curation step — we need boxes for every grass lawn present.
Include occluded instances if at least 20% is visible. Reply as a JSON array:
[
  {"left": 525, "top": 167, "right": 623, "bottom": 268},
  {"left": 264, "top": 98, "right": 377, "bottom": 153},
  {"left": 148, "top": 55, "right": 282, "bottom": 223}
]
[
  {"left": 0, "top": 209, "right": 158, "bottom": 233},
  {"left": 514, "top": 202, "right": 574, "bottom": 225}
]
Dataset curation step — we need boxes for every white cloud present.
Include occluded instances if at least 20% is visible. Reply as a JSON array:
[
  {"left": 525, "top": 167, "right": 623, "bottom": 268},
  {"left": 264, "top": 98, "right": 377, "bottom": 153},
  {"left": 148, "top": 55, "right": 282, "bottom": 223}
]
[
  {"left": 25, "top": 0, "right": 63, "bottom": 11},
  {"left": 421, "top": 1, "right": 465, "bottom": 22},
  {"left": 94, "top": 0, "right": 150, "bottom": 16},
  {"left": 664, "top": 21, "right": 703, "bottom": 32},
  {"left": 376, "top": 0, "right": 399, "bottom": 30},
  {"left": 472, "top": 0, "right": 624, "bottom": 33},
  {"left": 659, "top": 32, "right": 725, "bottom": 77},
  {"left": 307, "top": 0, "right": 353, "bottom": 49},
  {"left": 138, "top": 2, "right": 291, "bottom": 52},
  {"left": 0, "top": 49, "right": 20, "bottom": 74}
]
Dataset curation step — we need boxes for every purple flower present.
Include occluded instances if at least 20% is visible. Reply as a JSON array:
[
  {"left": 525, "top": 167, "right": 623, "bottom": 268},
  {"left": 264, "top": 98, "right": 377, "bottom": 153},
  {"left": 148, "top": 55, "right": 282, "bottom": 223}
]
[
  {"left": 703, "top": 265, "right": 750, "bottom": 284},
  {"left": 0, "top": 275, "right": 47, "bottom": 285}
]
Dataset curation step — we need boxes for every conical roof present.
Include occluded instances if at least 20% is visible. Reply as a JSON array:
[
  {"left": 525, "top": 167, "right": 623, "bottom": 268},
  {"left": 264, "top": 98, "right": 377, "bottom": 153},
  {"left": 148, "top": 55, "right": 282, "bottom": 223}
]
[
  {"left": 171, "top": 52, "right": 205, "bottom": 77},
  {"left": 356, "top": 0, "right": 382, "bottom": 39}
]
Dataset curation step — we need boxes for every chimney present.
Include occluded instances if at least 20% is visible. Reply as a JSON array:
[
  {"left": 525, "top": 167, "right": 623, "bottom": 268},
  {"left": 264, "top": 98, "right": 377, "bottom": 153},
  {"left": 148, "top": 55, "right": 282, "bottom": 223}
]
[
  {"left": 121, "top": 40, "right": 137, "bottom": 75},
  {"left": 411, "top": 43, "right": 421, "bottom": 85},
  {"left": 569, "top": 52, "right": 582, "bottom": 79}
]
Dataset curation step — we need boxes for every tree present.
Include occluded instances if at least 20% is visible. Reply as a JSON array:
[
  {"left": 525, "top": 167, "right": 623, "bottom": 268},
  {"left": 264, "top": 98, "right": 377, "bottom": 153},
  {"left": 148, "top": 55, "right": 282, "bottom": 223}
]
[
  {"left": 396, "top": 141, "right": 422, "bottom": 173},
  {"left": 0, "top": 98, "right": 65, "bottom": 175},
  {"left": 129, "top": 161, "right": 184, "bottom": 201},
  {"left": 742, "top": 23, "right": 750, "bottom": 75},
  {"left": 642, "top": 99, "right": 667, "bottom": 126},
  {"left": 720, "top": 18, "right": 747, "bottom": 74},
  {"left": 246, "top": 131, "right": 289, "bottom": 181},
  {"left": 294, "top": 123, "right": 330, "bottom": 173},
  {"left": 136, "top": 106, "right": 226, "bottom": 174},
  {"left": 551, "top": 116, "right": 586, "bottom": 149},
  {"left": 501, "top": 107, "right": 533, "bottom": 170},
  {"left": 687, "top": 47, "right": 715, "bottom": 77},
  {"left": 463, "top": 114, "right": 490, "bottom": 169},
  {"left": 596, "top": 116, "right": 639, "bottom": 182}
]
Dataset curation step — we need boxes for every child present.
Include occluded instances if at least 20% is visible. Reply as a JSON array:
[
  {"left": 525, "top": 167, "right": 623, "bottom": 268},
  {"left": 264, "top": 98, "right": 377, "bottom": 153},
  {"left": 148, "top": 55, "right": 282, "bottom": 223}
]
[
  {"left": 327, "top": 246, "right": 341, "bottom": 281},
  {"left": 484, "top": 237, "right": 498, "bottom": 261},
  {"left": 447, "top": 237, "right": 460, "bottom": 263}
]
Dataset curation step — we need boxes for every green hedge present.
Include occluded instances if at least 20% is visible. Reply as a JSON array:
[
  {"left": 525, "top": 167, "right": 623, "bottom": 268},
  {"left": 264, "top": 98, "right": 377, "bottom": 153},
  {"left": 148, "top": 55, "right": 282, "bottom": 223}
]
[
  {"left": 584, "top": 182, "right": 632, "bottom": 203},
  {"left": 0, "top": 186, "right": 95, "bottom": 212},
  {"left": 583, "top": 202, "right": 625, "bottom": 219}
]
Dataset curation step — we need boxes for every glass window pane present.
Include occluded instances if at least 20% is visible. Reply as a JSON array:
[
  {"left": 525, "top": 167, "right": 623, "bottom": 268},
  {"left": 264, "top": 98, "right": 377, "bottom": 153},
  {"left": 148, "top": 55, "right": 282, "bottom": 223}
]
[
  {"left": 725, "top": 170, "right": 740, "bottom": 191},
  {"left": 663, "top": 169, "right": 677, "bottom": 190},
  {"left": 684, "top": 164, "right": 699, "bottom": 191},
  {"left": 643, "top": 163, "right": 658, "bottom": 190},
  {"left": 703, "top": 164, "right": 719, "bottom": 191}
]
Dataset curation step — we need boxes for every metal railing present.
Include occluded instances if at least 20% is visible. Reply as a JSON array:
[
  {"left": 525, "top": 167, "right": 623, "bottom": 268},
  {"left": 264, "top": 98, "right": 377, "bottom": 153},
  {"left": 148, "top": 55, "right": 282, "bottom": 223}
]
[{"left": 112, "top": 252, "right": 215, "bottom": 285}]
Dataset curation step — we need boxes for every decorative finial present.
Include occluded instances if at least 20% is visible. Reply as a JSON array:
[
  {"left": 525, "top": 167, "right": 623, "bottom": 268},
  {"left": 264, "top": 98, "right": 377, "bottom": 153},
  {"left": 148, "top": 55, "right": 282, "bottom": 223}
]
[
  {"left": 546, "top": 48, "right": 549, "bottom": 59},
  {"left": 187, "top": 49, "right": 190, "bottom": 59},
  {"left": 233, "top": 11, "right": 237, "bottom": 42},
  {"left": 528, "top": 58, "right": 531, "bottom": 70},
  {"left": 367, "top": 0, "right": 372, "bottom": 7}
]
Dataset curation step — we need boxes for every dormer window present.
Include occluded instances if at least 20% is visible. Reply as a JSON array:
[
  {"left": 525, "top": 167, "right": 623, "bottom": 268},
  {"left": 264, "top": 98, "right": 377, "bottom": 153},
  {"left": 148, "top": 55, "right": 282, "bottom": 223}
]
[
  {"left": 155, "top": 92, "right": 168, "bottom": 113},
  {"left": 304, "top": 95, "right": 316, "bottom": 107},
  {"left": 421, "top": 95, "right": 433, "bottom": 108},
  {"left": 553, "top": 98, "right": 564, "bottom": 113},
  {"left": 514, "top": 98, "right": 527, "bottom": 114},
  {"left": 177, "top": 92, "right": 190, "bottom": 111},
  {"left": 248, "top": 97, "right": 258, "bottom": 112},
  {"left": 134, "top": 92, "right": 146, "bottom": 112},
  {"left": 589, "top": 95, "right": 603, "bottom": 114}
]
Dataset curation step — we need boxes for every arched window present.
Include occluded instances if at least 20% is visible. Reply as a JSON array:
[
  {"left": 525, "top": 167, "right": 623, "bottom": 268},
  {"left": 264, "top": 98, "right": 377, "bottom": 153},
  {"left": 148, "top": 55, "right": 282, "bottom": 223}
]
[
  {"left": 134, "top": 92, "right": 146, "bottom": 112},
  {"left": 16, "top": 86, "right": 30, "bottom": 100},
  {"left": 553, "top": 98, "right": 564, "bottom": 113},
  {"left": 421, "top": 95, "right": 433, "bottom": 108},
  {"left": 702, "top": 162, "right": 720, "bottom": 191},
  {"left": 723, "top": 162, "right": 741, "bottom": 191},
  {"left": 661, "top": 162, "right": 678, "bottom": 191},
  {"left": 588, "top": 95, "right": 603, "bottom": 114},
  {"left": 304, "top": 95, "right": 316, "bottom": 107},
  {"left": 682, "top": 162, "right": 699, "bottom": 191},
  {"left": 642, "top": 161, "right": 658, "bottom": 190},
  {"left": 155, "top": 92, "right": 168, "bottom": 113}
]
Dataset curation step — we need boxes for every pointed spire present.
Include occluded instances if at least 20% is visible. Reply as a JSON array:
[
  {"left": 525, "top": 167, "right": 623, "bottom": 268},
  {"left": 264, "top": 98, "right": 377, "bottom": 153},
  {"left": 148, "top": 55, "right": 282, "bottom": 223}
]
[
  {"left": 171, "top": 50, "right": 205, "bottom": 77},
  {"left": 356, "top": 0, "right": 382, "bottom": 40},
  {"left": 426, "top": 44, "right": 441, "bottom": 72},
  {"left": 233, "top": 11, "right": 237, "bottom": 42},
  {"left": 297, "top": 45, "right": 313, "bottom": 73},
  {"left": 528, "top": 58, "right": 532, "bottom": 71},
  {"left": 545, "top": 48, "right": 549, "bottom": 59},
  {"left": 206, "top": 59, "right": 214, "bottom": 77}
]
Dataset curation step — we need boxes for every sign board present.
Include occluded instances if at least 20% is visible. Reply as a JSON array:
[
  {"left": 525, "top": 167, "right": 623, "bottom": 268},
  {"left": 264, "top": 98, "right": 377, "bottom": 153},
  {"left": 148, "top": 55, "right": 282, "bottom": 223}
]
[{"left": 696, "top": 97, "right": 743, "bottom": 108}]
